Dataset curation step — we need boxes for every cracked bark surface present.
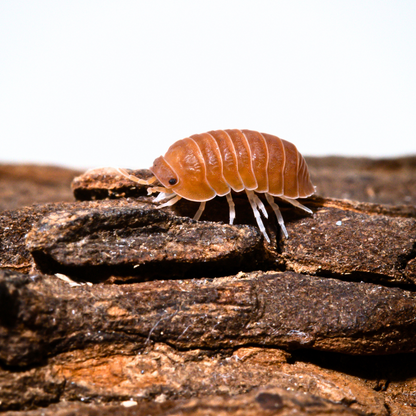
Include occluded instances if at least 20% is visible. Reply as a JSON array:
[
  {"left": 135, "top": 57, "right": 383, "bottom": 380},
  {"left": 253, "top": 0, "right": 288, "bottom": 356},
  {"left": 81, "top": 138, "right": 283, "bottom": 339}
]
[{"left": 1, "top": 157, "right": 416, "bottom": 415}]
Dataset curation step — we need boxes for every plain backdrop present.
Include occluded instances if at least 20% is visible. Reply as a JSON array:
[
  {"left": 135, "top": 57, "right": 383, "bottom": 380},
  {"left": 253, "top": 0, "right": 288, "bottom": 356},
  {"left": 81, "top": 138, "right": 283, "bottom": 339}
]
[{"left": 1, "top": 1, "right": 415, "bottom": 170}]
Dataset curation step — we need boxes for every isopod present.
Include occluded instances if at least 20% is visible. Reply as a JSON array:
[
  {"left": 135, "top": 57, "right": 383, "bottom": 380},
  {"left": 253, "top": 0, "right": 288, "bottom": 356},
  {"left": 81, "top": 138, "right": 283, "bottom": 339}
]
[{"left": 118, "top": 129, "right": 315, "bottom": 242}]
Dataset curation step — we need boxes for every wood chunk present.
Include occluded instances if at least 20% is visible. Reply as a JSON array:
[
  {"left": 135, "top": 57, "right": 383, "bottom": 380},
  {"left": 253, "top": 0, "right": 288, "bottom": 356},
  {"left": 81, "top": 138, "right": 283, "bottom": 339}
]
[
  {"left": 71, "top": 167, "right": 156, "bottom": 201},
  {"left": 45, "top": 346, "right": 384, "bottom": 415},
  {"left": 25, "top": 199, "right": 265, "bottom": 280},
  {"left": 2, "top": 269, "right": 416, "bottom": 369},
  {"left": 1, "top": 344, "right": 389, "bottom": 414},
  {"left": 283, "top": 198, "right": 416, "bottom": 285}
]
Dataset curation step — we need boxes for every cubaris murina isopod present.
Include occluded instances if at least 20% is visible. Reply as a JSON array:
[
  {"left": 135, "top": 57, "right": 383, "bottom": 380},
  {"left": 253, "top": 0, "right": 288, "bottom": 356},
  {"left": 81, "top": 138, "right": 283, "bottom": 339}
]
[{"left": 118, "top": 129, "right": 315, "bottom": 242}]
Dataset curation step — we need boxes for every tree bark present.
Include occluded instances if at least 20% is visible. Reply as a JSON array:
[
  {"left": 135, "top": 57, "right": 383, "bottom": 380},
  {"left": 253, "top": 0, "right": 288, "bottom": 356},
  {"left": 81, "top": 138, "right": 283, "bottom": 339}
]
[{"left": 1, "top": 157, "right": 416, "bottom": 415}]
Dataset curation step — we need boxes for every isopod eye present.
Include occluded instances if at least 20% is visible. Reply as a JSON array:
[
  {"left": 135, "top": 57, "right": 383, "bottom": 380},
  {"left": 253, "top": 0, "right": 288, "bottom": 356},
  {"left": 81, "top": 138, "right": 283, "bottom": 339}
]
[{"left": 150, "top": 156, "right": 179, "bottom": 188}]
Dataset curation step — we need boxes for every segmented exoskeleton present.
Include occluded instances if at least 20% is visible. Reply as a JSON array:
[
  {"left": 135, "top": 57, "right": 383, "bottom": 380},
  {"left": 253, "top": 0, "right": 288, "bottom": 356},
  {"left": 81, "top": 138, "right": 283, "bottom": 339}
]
[{"left": 118, "top": 129, "right": 315, "bottom": 242}]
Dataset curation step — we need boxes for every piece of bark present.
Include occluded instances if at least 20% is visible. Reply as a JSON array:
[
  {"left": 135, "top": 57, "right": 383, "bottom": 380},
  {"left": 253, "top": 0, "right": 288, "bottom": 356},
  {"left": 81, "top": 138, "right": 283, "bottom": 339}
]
[
  {"left": 50, "top": 346, "right": 388, "bottom": 415},
  {"left": 2, "top": 268, "right": 416, "bottom": 370},
  {"left": 25, "top": 199, "right": 266, "bottom": 280},
  {"left": 4, "top": 343, "right": 416, "bottom": 413},
  {"left": 71, "top": 167, "right": 155, "bottom": 201},
  {"left": 1, "top": 345, "right": 387, "bottom": 414},
  {"left": 283, "top": 197, "right": 416, "bottom": 285}
]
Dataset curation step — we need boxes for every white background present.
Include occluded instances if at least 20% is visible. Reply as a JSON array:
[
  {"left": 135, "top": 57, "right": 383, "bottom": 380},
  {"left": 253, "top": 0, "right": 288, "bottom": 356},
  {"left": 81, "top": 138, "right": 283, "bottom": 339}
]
[{"left": 1, "top": 1, "right": 415, "bottom": 170}]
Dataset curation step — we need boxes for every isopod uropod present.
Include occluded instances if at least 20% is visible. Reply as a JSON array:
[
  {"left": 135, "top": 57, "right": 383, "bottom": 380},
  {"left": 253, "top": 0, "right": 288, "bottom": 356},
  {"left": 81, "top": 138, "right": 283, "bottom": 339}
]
[{"left": 119, "top": 129, "right": 315, "bottom": 242}]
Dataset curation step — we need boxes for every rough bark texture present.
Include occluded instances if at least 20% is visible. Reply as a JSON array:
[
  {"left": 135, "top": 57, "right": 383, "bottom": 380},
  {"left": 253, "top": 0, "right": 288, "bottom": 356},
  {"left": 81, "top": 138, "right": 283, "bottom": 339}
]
[{"left": 1, "top": 157, "right": 416, "bottom": 415}]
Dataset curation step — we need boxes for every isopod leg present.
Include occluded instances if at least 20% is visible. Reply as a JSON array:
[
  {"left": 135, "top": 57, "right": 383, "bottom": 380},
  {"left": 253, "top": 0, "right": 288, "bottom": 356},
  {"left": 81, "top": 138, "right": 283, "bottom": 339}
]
[
  {"left": 148, "top": 186, "right": 173, "bottom": 196},
  {"left": 265, "top": 194, "right": 289, "bottom": 239},
  {"left": 115, "top": 168, "right": 157, "bottom": 185},
  {"left": 193, "top": 201, "right": 206, "bottom": 221},
  {"left": 157, "top": 194, "right": 182, "bottom": 208},
  {"left": 246, "top": 190, "right": 270, "bottom": 243},
  {"left": 153, "top": 191, "right": 176, "bottom": 203},
  {"left": 252, "top": 193, "right": 268, "bottom": 219},
  {"left": 279, "top": 196, "right": 313, "bottom": 214},
  {"left": 226, "top": 193, "right": 236, "bottom": 225}
]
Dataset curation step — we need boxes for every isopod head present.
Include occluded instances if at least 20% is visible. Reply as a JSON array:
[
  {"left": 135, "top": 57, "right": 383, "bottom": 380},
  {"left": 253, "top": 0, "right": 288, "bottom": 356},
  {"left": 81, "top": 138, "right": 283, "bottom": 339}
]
[
  {"left": 150, "top": 138, "right": 217, "bottom": 202},
  {"left": 149, "top": 156, "right": 178, "bottom": 188}
]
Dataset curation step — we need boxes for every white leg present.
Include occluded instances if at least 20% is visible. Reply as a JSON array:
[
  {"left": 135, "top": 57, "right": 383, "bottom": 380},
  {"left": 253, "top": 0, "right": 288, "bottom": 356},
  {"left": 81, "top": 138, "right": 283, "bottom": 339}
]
[
  {"left": 148, "top": 186, "right": 172, "bottom": 195},
  {"left": 279, "top": 196, "right": 313, "bottom": 214},
  {"left": 153, "top": 192, "right": 177, "bottom": 203},
  {"left": 226, "top": 193, "right": 236, "bottom": 225},
  {"left": 246, "top": 190, "right": 270, "bottom": 243},
  {"left": 157, "top": 194, "right": 182, "bottom": 208},
  {"left": 252, "top": 193, "right": 268, "bottom": 219},
  {"left": 193, "top": 201, "right": 206, "bottom": 221},
  {"left": 265, "top": 194, "right": 289, "bottom": 239}
]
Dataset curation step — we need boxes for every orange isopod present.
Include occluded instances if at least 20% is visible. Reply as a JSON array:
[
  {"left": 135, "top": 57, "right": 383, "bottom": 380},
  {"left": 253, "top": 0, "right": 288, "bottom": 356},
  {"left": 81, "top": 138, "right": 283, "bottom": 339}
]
[{"left": 118, "top": 129, "right": 315, "bottom": 242}]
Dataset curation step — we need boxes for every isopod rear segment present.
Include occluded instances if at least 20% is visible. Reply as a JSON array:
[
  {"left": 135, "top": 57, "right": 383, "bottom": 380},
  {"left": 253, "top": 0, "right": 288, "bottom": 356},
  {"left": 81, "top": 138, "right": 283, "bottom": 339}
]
[{"left": 118, "top": 129, "right": 315, "bottom": 242}]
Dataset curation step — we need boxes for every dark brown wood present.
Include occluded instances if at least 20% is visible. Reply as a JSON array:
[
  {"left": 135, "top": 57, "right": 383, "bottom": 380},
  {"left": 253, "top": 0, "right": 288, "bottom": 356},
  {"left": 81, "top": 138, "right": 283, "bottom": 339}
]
[{"left": 1, "top": 158, "right": 416, "bottom": 415}]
